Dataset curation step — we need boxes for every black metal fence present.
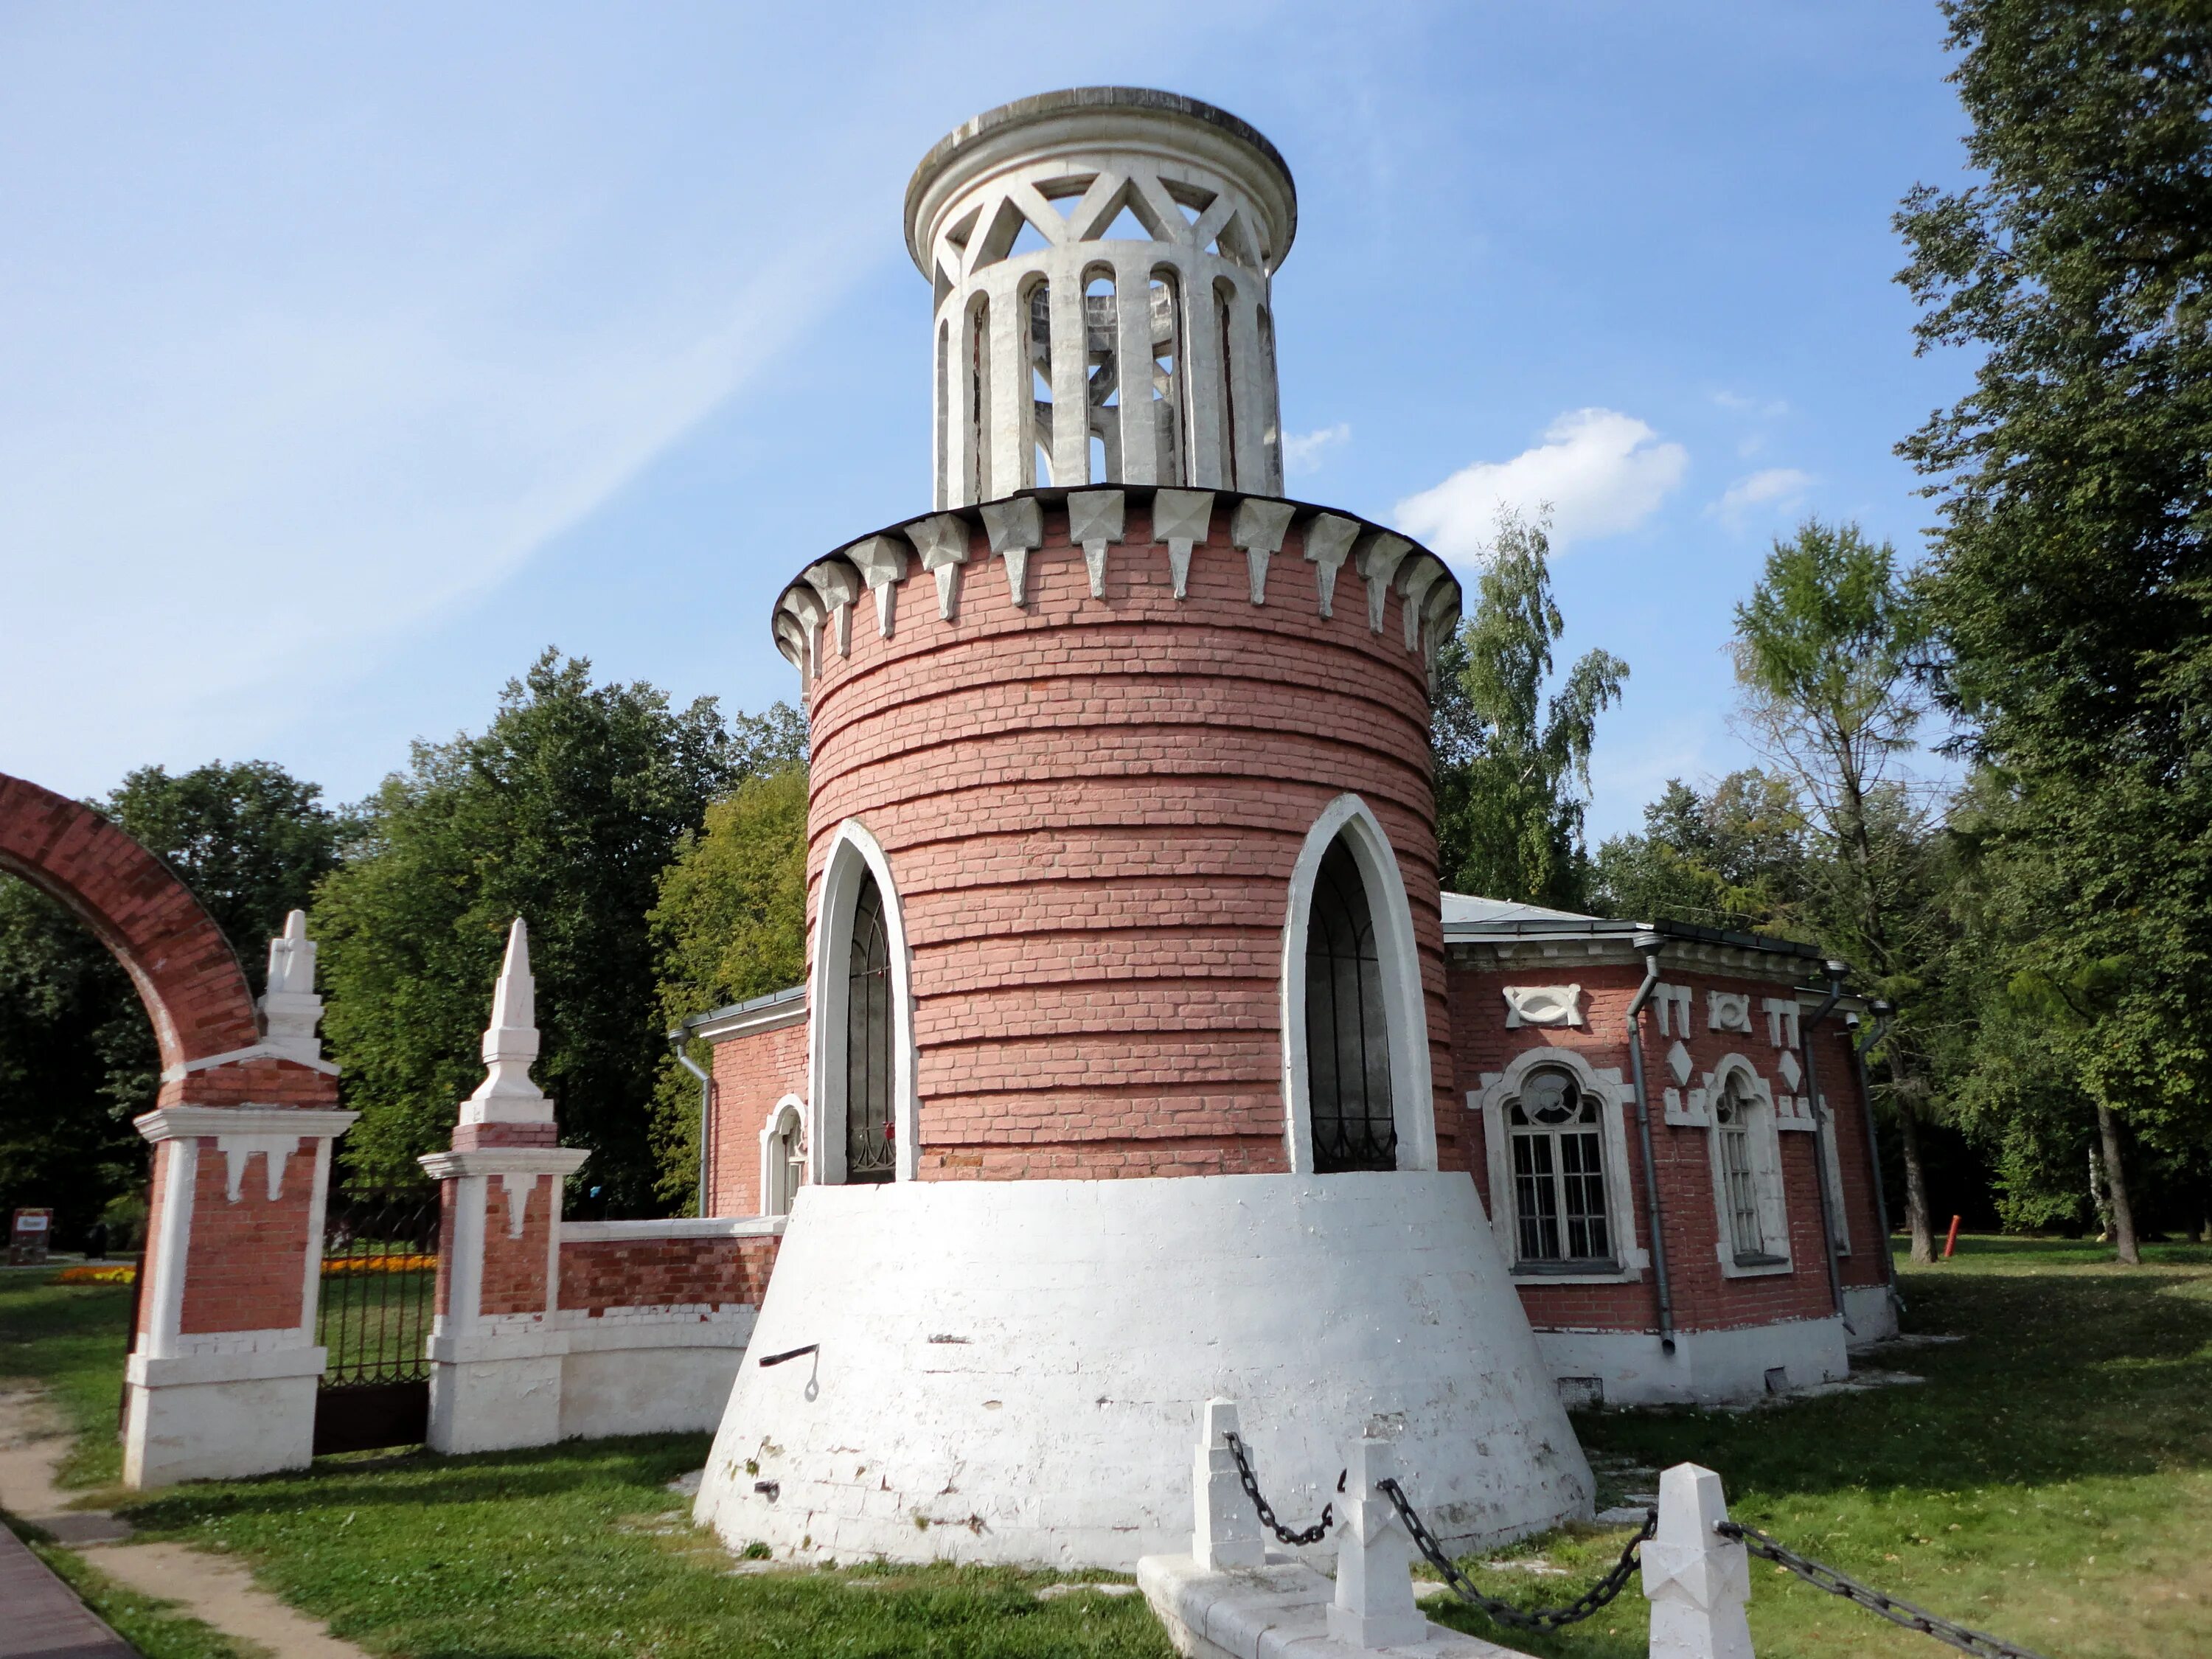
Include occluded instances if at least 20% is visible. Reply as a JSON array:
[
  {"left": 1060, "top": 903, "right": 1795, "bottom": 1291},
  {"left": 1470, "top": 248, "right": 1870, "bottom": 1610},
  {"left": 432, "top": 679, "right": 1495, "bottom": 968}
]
[{"left": 313, "top": 1186, "right": 439, "bottom": 1453}]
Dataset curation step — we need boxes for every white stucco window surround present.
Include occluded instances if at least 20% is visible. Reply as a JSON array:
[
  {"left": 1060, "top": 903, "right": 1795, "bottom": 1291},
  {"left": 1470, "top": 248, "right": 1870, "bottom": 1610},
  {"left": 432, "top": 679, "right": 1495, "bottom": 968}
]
[
  {"left": 758, "top": 1093, "right": 807, "bottom": 1217},
  {"left": 1703, "top": 1054, "right": 1793, "bottom": 1278},
  {"left": 810, "top": 820, "right": 918, "bottom": 1184},
  {"left": 1472, "top": 1048, "right": 1646, "bottom": 1285},
  {"left": 1279, "top": 793, "right": 1437, "bottom": 1175}
]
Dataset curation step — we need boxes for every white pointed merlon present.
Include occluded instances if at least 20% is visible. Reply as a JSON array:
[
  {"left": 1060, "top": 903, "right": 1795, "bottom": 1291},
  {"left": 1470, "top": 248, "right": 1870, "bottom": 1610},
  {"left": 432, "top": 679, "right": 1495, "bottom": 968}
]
[
  {"left": 259, "top": 908, "right": 326, "bottom": 1065},
  {"left": 1152, "top": 489, "right": 1215, "bottom": 599},
  {"left": 462, "top": 918, "right": 553, "bottom": 1126},
  {"left": 1068, "top": 490, "right": 1124, "bottom": 598}
]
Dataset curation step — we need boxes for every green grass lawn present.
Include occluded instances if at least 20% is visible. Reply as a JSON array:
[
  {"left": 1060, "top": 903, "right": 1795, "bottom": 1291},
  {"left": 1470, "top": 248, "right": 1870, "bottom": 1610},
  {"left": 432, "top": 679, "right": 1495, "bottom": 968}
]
[{"left": 4, "top": 1238, "right": 2208, "bottom": 1658}]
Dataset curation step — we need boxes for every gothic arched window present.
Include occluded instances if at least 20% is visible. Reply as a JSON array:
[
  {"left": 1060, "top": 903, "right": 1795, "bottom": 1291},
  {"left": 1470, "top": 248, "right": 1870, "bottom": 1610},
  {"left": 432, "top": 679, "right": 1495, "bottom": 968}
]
[
  {"left": 1305, "top": 838, "right": 1396, "bottom": 1173},
  {"left": 845, "top": 874, "right": 894, "bottom": 1184}
]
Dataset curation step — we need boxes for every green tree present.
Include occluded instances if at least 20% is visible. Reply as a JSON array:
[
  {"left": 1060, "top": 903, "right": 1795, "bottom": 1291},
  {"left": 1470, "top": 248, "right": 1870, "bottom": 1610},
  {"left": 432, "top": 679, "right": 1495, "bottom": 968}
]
[
  {"left": 1591, "top": 769, "right": 1812, "bottom": 936},
  {"left": 1733, "top": 518, "right": 1952, "bottom": 1261},
  {"left": 1897, "top": 0, "right": 2212, "bottom": 1262},
  {"left": 0, "top": 762, "right": 342, "bottom": 1243},
  {"left": 314, "top": 650, "right": 801, "bottom": 1208},
  {"left": 647, "top": 766, "right": 810, "bottom": 1208},
  {"left": 1433, "top": 509, "right": 1628, "bottom": 908}
]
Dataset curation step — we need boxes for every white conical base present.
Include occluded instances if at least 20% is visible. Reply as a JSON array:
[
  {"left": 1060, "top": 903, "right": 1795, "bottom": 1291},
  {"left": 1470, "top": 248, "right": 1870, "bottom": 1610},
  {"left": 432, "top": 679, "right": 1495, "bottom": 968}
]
[{"left": 695, "top": 1171, "right": 1592, "bottom": 1568}]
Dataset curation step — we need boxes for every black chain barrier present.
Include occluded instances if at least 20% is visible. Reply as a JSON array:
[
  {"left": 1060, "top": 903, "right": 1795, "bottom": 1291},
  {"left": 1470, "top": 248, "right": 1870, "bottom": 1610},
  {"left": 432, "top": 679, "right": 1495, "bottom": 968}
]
[
  {"left": 1220, "top": 1432, "right": 1344, "bottom": 1546},
  {"left": 1717, "top": 1521, "right": 2053, "bottom": 1659},
  {"left": 1376, "top": 1478, "right": 1655, "bottom": 1632}
]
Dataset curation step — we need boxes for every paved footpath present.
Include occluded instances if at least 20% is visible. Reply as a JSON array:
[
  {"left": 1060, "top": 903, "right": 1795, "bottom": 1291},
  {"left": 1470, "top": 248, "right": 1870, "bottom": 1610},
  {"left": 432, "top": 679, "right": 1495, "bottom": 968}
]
[
  {"left": 0, "top": 1388, "right": 369, "bottom": 1659},
  {"left": 0, "top": 1524, "right": 136, "bottom": 1658}
]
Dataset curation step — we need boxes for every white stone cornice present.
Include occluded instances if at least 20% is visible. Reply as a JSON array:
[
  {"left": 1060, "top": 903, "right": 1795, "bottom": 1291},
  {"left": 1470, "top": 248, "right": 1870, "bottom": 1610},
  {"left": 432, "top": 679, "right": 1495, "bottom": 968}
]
[
  {"left": 159, "top": 1043, "right": 341, "bottom": 1083},
  {"left": 419, "top": 1147, "right": 591, "bottom": 1180},
  {"left": 135, "top": 1105, "right": 358, "bottom": 1144}
]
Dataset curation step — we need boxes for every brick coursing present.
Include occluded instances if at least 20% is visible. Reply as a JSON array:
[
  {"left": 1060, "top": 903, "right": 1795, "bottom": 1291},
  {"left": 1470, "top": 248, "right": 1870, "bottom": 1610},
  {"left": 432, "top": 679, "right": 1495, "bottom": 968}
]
[
  {"left": 708, "top": 1021, "right": 808, "bottom": 1217},
  {"left": 558, "top": 1235, "right": 781, "bottom": 1314},
  {"left": 799, "top": 501, "right": 1453, "bottom": 1180},
  {"left": 176, "top": 1138, "right": 314, "bottom": 1334},
  {"left": 477, "top": 1174, "right": 557, "bottom": 1318}
]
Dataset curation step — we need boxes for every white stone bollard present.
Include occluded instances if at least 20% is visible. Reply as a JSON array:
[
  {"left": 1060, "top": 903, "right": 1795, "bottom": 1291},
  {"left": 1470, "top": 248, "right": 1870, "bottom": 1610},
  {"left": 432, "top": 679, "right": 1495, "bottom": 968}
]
[
  {"left": 1642, "top": 1463, "right": 1754, "bottom": 1659},
  {"left": 1192, "top": 1398, "right": 1265, "bottom": 1571},
  {"left": 1326, "top": 1432, "right": 1428, "bottom": 1649}
]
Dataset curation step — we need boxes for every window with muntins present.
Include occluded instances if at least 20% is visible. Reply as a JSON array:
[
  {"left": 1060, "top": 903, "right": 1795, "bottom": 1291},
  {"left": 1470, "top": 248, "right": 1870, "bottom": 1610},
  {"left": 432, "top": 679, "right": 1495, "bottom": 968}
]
[
  {"left": 1305, "top": 838, "right": 1395, "bottom": 1173},
  {"left": 1508, "top": 1067, "right": 1613, "bottom": 1267},
  {"left": 845, "top": 874, "right": 894, "bottom": 1183},
  {"left": 1714, "top": 1073, "right": 1775, "bottom": 1263}
]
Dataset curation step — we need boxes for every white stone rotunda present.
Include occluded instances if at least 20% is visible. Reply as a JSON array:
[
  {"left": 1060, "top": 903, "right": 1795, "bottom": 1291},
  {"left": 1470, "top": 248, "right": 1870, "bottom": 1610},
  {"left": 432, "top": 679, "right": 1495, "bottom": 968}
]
[{"left": 695, "top": 88, "right": 1591, "bottom": 1571}]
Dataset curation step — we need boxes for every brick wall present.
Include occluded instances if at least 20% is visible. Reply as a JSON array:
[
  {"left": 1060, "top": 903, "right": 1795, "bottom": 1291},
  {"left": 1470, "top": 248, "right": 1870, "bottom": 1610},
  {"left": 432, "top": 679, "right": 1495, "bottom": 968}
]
[
  {"left": 708, "top": 1018, "right": 808, "bottom": 1216},
  {"left": 176, "top": 1138, "right": 314, "bottom": 1334},
  {"left": 801, "top": 495, "right": 1455, "bottom": 1180},
  {"left": 1450, "top": 959, "right": 1887, "bottom": 1337},
  {"left": 559, "top": 1233, "right": 781, "bottom": 1315},
  {"left": 477, "top": 1173, "right": 557, "bottom": 1318}
]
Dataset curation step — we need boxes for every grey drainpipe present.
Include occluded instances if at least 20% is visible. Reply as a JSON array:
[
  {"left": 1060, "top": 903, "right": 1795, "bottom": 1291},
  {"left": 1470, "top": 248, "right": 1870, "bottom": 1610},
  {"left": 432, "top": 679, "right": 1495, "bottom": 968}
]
[
  {"left": 1798, "top": 964, "right": 1851, "bottom": 1335},
  {"left": 669, "top": 1027, "right": 715, "bottom": 1219},
  {"left": 1624, "top": 930, "right": 1675, "bottom": 1356},
  {"left": 1848, "top": 1000, "right": 1906, "bottom": 1319}
]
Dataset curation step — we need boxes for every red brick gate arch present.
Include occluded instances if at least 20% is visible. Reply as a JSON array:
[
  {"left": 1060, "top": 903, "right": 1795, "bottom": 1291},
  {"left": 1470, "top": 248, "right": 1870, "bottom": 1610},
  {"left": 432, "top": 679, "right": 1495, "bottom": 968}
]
[
  {"left": 1, "top": 768, "right": 355, "bottom": 1488},
  {"left": 0, "top": 771, "right": 265, "bottom": 1096}
]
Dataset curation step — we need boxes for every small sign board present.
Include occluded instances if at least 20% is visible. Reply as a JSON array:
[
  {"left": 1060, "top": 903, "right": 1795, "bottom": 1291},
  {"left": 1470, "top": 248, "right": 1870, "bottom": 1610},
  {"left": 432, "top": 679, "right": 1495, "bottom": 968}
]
[{"left": 10, "top": 1208, "right": 52, "bottom": 1266}]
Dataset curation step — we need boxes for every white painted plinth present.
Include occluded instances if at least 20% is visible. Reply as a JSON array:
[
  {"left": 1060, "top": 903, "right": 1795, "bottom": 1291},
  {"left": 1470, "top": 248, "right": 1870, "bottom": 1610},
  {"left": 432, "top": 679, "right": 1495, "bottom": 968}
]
[
  {"left": 1138, "top": 1553, "right": 1528, "bottom": 1659},
  {"left": 1844, "top": 1284, "right": 1901, "bottom": 1346},
  {"left": 122, "top": 1346, "right": 324, "bottom": 1487},
  {"left": 428, "top": 1338, "right": 563, "bottom": 1455},
  {"left": 1534, "top": 1315, "right": 1851, "bottom": 1407},
  {"left": 695, "top": 1172, "right": 1592, "bottom": 1568}
]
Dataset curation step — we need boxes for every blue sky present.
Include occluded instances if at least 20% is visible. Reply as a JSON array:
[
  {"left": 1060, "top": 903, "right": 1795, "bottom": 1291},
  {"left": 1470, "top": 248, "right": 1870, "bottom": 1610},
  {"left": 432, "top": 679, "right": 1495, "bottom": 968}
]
[{"left": 1, "top": 2, "right": 1973, "bottom": 841}]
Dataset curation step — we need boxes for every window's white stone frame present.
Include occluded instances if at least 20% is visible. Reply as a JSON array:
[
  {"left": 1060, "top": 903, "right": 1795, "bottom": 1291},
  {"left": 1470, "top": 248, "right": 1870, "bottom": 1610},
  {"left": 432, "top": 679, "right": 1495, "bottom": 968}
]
[
  {"left": 1701, "top": 1052, "right": 1793, "bottom": 1277},
  {"left": 1472, "top": 1047, "right": 1645, "bottom": 1285},
  {"left": 759, "top": 1093, "right": 807, "bottom": 1217},
  {"left": 810, "top": 820, "right": 919, "bottom": 1185},
  {"left": 1279, "top": 793, "right": 1436, "bottom": 1175}
]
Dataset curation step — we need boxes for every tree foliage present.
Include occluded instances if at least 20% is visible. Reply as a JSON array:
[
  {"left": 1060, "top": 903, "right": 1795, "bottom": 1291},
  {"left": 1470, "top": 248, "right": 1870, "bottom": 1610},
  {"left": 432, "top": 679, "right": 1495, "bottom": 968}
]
[
  {"left": 313, "top": 650, "right": 803, "bottom": 1206},
  {"left": 1433, "top": 509, "right": 1628, "bottom": 908},
  {"left": 1590, "top": 769, "right": 1812, "bottom": 936},
  {"left": 1897, "top": 0, "right": 2212, "bottom": 1251},
  {"left": 647, "top": 766, "right": 810, "bottom": 1207}
]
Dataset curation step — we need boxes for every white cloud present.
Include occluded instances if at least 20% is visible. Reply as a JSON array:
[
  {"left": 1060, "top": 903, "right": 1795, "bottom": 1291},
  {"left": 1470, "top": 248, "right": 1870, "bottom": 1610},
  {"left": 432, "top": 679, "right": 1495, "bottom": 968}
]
[
  {"left": 1392, "top": 408, "right": 1688, "bottom": 560},
  {"left": 1282, "top": 422, "right": 1351, "bottom": 476},
  {"left": 1710, "top": 467, "right": 1814, "bottom": 530}
]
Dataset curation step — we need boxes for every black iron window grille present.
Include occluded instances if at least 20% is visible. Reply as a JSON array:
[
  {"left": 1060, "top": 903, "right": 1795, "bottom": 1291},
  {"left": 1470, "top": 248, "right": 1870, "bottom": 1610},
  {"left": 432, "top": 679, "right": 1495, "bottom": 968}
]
[
  {"left": 1306, "top": 838, "right": 1396, "bottom": 1174},
  {"left": 846, "top": 872, "right": 895, "bottom": 1183}
]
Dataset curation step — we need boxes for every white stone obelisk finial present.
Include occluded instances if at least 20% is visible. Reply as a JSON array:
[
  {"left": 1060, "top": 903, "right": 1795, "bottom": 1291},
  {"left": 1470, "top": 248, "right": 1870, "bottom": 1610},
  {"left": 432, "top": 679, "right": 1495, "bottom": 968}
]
[
  {"left": 1643, "top": 1463, "right": 1755, "bottom": 1659},
  {"left": 259, "top": 908, "right": 326, "bottom": 1064},
  {"left": 1192, "top": 1399, "right": 1264, "bottom": 1571},
  {"left": 462, "top": 918, "right": 552, "bottom": 1126},
  {"left": 1327, "top": 1432, "right": 1428, "bottom": 1649}
]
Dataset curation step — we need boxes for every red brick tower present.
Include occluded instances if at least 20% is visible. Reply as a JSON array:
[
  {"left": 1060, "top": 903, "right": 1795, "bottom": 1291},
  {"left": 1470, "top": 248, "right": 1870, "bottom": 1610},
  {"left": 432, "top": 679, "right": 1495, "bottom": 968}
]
[{"left": 698, "top": 88, "right": 1591, "bottom": 1569}]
